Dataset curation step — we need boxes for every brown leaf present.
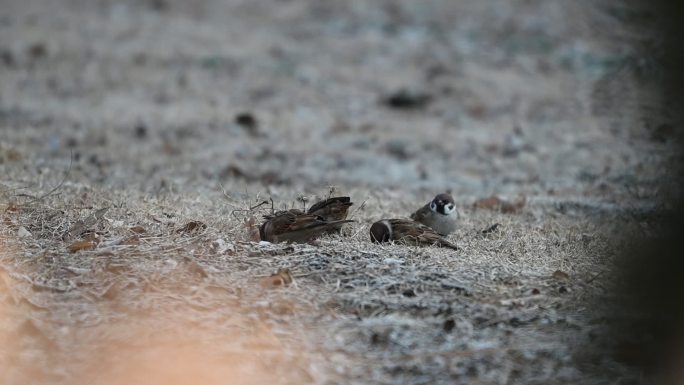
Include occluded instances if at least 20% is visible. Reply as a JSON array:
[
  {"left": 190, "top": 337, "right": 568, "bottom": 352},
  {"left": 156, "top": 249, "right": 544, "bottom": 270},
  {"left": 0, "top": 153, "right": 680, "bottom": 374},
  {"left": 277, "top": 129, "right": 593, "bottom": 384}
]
[
  {"left": 66, "top": 207, "right": 109, "bottom": 239},
  {"left": 68, "top": 239, "right": 96, "bottom": 253},
  {"left": 481, "top": 223, "right": 501, "bottom": 234},
  {"left": 120, "top": 235, "right": 140, "bottom": 246},
  {"left": 129, "top": 225, "right": 147, "bottom": 234},
  {"left": 176, "top": 221, "right": 207, "bottom": 234},
  {"left": 244, "top": 216, "right": 261, "bottom": 242},
  {"left": 552, "top": 270, "right": 570, "bottom": 280},
  {"left": 221, "top": 164, "right": 247, "bottom": 179},
  {"left": 474, "top": 195, "right": 526, "bottom": 214},
  {"left": 473, "top": 196, "right": 502, "bottom": 210},
  {"left": 259, "top": 268, "right": 293, "bottom": 289},
  {"left": 4, "top": 203, "right": 20, "bottom": 214},
  {"left": 502, "top": 196, "right": 526, "bottom": 214}
]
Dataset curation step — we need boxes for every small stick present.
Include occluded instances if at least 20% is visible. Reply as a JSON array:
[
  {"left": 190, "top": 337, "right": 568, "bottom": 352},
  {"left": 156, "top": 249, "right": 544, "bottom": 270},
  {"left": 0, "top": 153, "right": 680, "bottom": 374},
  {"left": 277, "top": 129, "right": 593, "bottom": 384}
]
[
  {"left": 585, "top": 269, "right": 604, "bottom": 284},
  {"left": 231, "top": 200, "right": 270, "bottom": 218},
  {"left": 348, "top": 198, "right": 368, "bottom": 219}
]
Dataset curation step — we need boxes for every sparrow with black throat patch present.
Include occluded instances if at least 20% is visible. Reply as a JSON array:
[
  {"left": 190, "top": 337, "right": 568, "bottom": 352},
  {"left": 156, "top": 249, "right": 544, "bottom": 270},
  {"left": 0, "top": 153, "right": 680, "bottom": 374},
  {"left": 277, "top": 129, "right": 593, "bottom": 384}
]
[
  {"left": 260, "top": 209, "right": 354, "bottom": 243},
  {"left": 410, "top": 193, "right": 458, "bottom": 236},
  {"left": 369, "top": 218, "right": 458, "bottom": 250}
]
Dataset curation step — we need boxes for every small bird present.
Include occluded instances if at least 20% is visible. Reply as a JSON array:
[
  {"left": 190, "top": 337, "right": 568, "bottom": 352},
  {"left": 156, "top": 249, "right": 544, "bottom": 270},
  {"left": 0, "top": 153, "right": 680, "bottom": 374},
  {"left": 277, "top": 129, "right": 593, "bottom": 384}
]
[
  {"left": 307, "top": 196, "right": 353, "bottom": 233},
  {"left": 369, "top": 219, "right": 458, "bottom": 250},
  {"left": 410, "top": 193, "right": 458, "bottom": 236},
  {"left": 260, "top": 209, "right": 354, "bottom": 243}
]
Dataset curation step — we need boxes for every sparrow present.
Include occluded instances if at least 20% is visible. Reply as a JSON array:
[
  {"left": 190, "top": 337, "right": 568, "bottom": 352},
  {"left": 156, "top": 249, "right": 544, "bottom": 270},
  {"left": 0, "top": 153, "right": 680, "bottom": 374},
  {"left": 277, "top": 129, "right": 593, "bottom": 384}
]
[
  {"left": 369, "top": 218, "right": 458, "bottom": 250},
  {"left": 410, "top": 193, "right": 458, "bottom": 236},
  {"left": 259, "top": 209, "right": 354, "bottom": 243},
  {"left": 307, "top": 196, "right": 353, "bottom": 233},
  {"left": 307, "top": 196, "right": 353, "bottom": 221}
]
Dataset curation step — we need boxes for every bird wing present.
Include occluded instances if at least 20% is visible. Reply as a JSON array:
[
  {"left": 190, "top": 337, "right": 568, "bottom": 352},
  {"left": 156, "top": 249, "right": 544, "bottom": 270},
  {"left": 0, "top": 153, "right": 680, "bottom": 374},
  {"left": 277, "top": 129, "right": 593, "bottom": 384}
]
[
  {"left": 409, "top": 203, "right": 432, "bottom": 222},
  {"left": 389, "top": 219, "right": 458, "bottom": 250},
  {"left": 262, "top": 209, "right": 353, "bottom": 243},
  {"left": 308, "top": 196, "right": 353, "bottom": 221}
]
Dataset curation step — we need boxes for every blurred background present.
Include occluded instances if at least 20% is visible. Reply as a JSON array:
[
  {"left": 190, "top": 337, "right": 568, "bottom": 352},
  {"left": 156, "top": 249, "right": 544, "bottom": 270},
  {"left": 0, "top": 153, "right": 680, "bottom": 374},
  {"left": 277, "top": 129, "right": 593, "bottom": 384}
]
[{"left": 0, "top": 0, "right": 668, "bottom": 201}]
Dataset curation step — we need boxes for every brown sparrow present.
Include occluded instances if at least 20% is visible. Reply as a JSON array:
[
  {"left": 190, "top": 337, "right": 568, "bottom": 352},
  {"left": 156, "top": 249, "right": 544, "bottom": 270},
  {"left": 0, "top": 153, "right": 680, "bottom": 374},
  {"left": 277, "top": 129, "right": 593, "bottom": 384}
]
[
  {"left": 308, "top": 196, "right": 353, "bottom": 220},
  {"left": 307, "top": 196, "right": 353, "bottom": 233},
  {"left": 260, "top": 209, "right": 354, "bottom": 243},
  {"left": 410, "top": 193, "right": 457, "bottom": 236},
  {"left": 369, "top": 219, "right": 458, "bottom": 250}
]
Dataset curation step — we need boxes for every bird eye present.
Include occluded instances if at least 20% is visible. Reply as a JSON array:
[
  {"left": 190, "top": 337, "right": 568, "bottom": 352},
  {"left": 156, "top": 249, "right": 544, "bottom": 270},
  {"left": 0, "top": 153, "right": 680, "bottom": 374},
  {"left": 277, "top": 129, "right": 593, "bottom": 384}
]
[{"left": 430, "top": 202, "right": 437, "bottom": 211}]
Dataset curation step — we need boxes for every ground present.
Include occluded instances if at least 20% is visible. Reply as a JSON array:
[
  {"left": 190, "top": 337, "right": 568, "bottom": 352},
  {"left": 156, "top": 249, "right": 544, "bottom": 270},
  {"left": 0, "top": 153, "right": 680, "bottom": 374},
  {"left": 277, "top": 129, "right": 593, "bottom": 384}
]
[{"left": 0, "top": 0, "right": 674, "bottom": 384}]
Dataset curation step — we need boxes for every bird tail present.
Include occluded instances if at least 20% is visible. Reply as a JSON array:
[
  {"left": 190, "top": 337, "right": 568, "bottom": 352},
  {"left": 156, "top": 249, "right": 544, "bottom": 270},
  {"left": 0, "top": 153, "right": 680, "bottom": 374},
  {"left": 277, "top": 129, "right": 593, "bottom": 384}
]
[{"left": 440, "top": 239, "right": 459, "bottom": 251}]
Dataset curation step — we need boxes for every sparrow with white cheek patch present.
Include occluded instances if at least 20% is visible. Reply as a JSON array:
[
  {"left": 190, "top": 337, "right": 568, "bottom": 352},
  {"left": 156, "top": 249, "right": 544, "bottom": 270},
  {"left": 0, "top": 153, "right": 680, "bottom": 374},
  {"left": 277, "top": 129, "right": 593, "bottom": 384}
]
[
  {"left": 410, "top": 193, "right": 458, "bottom": 236},
  {"left": 260, "top": 209, "right": 354, "bottom": 244},
  {"left": 369, "top": 219, "right": 458, "bottom": 250}
]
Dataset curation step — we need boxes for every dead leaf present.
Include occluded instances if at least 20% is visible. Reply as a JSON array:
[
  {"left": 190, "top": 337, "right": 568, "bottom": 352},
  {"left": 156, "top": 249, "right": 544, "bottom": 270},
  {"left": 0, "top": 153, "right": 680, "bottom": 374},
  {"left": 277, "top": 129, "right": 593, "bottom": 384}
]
[
  {"left": 4, "top": 203, "right": 20, "bottom": 213},
  {"left": 259, "top": 268, "right": 293, "bottom": 289},
  {"left": 176, "top": 221, "right": 207, "bottom": 234},
  {"left": 120, "top": 235, "right": 140, "bottom": 246},
  {"left": 474, "top": 196, "right": 502, "bottom": 210},
  {"left": 552, "top": 270, "right": 570, "bottom": 280},
  {"left": 68, "top": 239, "right": 96, "bottom": 253},
  {"left": 245, "top": 216, "right": 260, "bottom": 242},
  {"left": 221, "top": 164, "right": 247, "bottom": 179},
  {"left": 502, "top": 196, "right": 526, "bottom": 214},
  {"left": 481, "top": 223, "right": 501, "bottom": 234},
  {"left": 66, "top": 207, "right": 109, "bottom": 239},
  {"left": 474, "top": 195, "right": 526, "bottom": 214},
  {"left": 129, "top": 225, "right": 147, "bottom": 234}
]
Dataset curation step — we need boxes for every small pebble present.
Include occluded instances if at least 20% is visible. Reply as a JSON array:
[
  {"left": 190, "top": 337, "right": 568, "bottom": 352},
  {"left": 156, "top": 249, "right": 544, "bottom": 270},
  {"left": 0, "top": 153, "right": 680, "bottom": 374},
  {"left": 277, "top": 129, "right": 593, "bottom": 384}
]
[{"left": 17, "top": 226, "right": 31, "bottom": 238}]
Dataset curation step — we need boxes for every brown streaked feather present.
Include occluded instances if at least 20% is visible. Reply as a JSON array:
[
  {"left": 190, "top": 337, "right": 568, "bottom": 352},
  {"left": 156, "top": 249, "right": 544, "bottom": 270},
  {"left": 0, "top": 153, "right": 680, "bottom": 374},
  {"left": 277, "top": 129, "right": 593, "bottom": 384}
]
[
  {"left": 409, "top": 203, "right": 432, "bottom": 222},
  {"left": 260, "top": 209, "right": 353, "bottom": 243},
  {"left": 370, "top": 218, "right": 458, "bottom": 250},
  {"left": 307, "top": 196, "right": 354, "bottom": 234},
  {"left": 307, "top": 196, "right": 353, "bottom": 221}
]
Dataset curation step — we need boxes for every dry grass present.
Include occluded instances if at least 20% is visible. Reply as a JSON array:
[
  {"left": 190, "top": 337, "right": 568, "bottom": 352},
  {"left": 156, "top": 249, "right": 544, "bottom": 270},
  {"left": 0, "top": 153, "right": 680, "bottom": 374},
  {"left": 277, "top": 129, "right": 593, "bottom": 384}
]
[{"left": 0, "top": 183, "right": 644, "bottom": 384}]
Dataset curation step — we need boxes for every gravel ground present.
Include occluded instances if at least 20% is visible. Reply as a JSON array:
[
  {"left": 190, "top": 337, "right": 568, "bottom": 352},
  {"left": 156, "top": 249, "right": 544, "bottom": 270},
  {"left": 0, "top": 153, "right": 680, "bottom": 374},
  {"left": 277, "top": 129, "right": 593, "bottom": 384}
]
[{"left": 0, "top": 0, "right": 674, "bottom": 384}]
